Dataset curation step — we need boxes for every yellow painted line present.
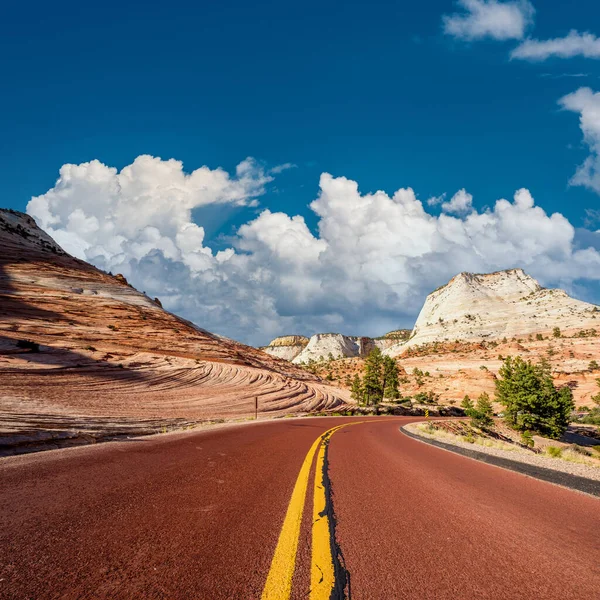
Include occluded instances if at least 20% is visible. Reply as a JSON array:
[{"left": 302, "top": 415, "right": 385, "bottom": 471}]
[
  {"left": 261, "top": 424, "right": 349, "bottom": 600},
  {"left": 310, "top": 427, "right": 337, "bottom": 599}
]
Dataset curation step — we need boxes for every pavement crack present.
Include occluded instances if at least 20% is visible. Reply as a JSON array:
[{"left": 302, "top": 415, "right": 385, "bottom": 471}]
[{"left": 320, "top": 436, "right": 351, "bottom": 600}]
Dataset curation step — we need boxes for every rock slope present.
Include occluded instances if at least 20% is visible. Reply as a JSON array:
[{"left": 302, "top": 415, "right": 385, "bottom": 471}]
[
  {"left": 0, "top": 209, "right": 348, "bottom": 452},
  {"left": 385, "top": 269, "right": 599, "bottom": 356}
]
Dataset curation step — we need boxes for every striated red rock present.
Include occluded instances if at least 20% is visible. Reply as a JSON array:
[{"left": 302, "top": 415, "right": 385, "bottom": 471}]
[{"left": 0, "top": 209, "right": 348, "bottom": 450}]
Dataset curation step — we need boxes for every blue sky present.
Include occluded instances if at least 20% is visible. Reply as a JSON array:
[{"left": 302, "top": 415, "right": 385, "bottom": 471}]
[{"left": 3, "top": 0, "right": 600, "bottom": 344}]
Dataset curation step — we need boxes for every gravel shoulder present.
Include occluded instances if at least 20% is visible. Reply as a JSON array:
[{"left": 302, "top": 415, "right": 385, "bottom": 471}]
[{"left": 403, "top": 422, "right": 600, "bottom": 491}]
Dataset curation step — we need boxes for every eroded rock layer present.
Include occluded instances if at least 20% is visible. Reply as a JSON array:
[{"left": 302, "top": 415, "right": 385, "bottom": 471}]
[{"left": 0, "top": 210, "right": 348, "bottom": 449}]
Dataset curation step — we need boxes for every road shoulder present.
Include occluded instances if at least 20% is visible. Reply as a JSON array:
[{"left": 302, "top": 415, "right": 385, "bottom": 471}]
[{"left": 401, "top": 424, "right": 600, "bottom": 497}]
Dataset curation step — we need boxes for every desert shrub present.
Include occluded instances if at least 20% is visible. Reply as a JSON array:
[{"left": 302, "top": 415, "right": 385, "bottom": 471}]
[
  {"left": 589, "top": 360, "right": 600, "bottom": 371},
  {"left": 553, "top": 327, "right": 561, "bottom": 338},
  {"left": 414, "top": 391, "right": 439, "bottom": 404},
  {"left": 591, "top": 378, "right": 600, "bottom": 408},
  {"left": 580, "top": 409, "right": 600, "bottom": 425},
  {"left": 571, "top": 444, "right": 591, "bottom": 456},
  {"left": 520, "top": 430, "right": 535, "bottom": 448},
  {"left": 546, "top": 446, "right": 562, "bottom": 458},
  {"left": 536, "top": 333, "right": 544, "bottom": 341}
]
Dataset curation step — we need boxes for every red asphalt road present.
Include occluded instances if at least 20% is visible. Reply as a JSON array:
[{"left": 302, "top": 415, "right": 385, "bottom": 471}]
[{"left": 0, "top": 417, "right": 598, "bottom": 599}]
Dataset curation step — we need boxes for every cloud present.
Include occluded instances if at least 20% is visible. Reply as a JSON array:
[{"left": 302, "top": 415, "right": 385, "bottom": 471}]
[
  {"left": 559, "top": 87, "right": 600, "bottom": 194},
  {"left": 269, "top": 162, "right": 297, "bottom": 174},
  {"left": 426, "top": 194, "right": 446, "bottom": 207},
  {"left": 443, "top": 0, "right": 534, "bottom": 41},
  {"left": 540, "top": 73, "right": 589, "bottom": 79},
  {"left": 512, "top": 30, "right": 600, "bottom": 61},
  {"left": 27, "top": 156, "right": 600, "bottom": 345},
  {"left": 441, "top": 189, "right": 473, "bottom": 214},
  {"left": 585, "top": 208, "right": 600, "bottom": 230}
]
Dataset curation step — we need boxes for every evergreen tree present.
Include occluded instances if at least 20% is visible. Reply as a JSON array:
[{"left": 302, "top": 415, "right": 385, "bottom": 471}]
[
  {"left": 470, "top": 392, "right": 494, "bottom": 429},
  {"left": 495, "top": 356, "right": 574, "bottom": 438},
  {"left": 363, "top": 347, "right": 384, "bottom": 405},
  {"left": 591, "top": 378, "right": 600, "bottom": 408},
  {"left": 461, "top": 395, "right": 474, "bottom": 412},
  {"left": 350, "top": 374, "right": 363, "bottom": 404},
  {"left": 382, "top": 355, "right": 400, "bottom": 400}
]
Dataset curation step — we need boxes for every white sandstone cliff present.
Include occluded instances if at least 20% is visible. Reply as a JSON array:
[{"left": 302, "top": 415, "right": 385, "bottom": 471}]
[{"left": 385, "top": 269, "right": 599, "bottom": 356}]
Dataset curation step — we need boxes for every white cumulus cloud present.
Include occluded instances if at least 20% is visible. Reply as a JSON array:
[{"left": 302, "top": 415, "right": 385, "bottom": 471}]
[
  {"left": 559, "top": 87, "right": 600, "bottom": 194},
  {"left": 442, "top": 189, "right": 474, "bottom": 214},
  {"left": 443, "top": 0, "right": 534, "bottom": 41},
  {"left": 27, "top": 156, "right": 600, "bottom": 345},
  {"left": 512, "top": 30, "right": 600, "bottom": 61}
]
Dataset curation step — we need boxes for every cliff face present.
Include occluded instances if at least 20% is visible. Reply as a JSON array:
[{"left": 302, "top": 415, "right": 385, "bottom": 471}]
[
  {"left": 292, "top": 333, "right": 397, "bottom": 363},
  {"left": 385, "top": 269, "right": 599, "bottom": 356},
  {"left": 0, "top": 209, "right": 348, "bottom": 450},
  {"left": 259, "top": 335, "right": 309, "bottom": 361},
  {"left": 260, "top": 330, "right": 411, "bottom": 363}
]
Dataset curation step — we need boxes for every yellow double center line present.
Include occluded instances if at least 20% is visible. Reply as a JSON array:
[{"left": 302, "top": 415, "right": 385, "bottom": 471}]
[{"left": 261, "top": 423, "right": 360, "bottom": 600}]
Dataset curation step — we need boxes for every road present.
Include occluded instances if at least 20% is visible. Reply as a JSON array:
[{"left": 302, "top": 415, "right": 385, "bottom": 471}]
[{"left": 1, "top": 417, "right": 598, "bottom": 599}]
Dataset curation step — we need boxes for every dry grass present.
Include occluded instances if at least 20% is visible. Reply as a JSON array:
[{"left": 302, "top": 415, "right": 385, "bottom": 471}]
[
  {"left": 415, "top": 423, "right": 516, "bottom": 451},
  {"left": 555, "top": 447, "right": 600, "bottom": 468}
]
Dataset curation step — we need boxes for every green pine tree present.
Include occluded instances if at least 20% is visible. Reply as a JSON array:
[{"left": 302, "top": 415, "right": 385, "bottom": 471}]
[
  {"left": 470, "top": 392, "right": 494, "bottom": 429},
  {"left": 363, "top": 347, "right": 384, "bottom": 405},
  {"left": 382, "top": 355, "right": 400, "bottom": 400},
  {"left": 350, "top": 374, "right": 363, "bottom": 404},
  {"left": 495, "top": 356, "right": 574, "bottom": 438},
  {"left": 461, "top": 395, "right": 474, "bottom": 412}
]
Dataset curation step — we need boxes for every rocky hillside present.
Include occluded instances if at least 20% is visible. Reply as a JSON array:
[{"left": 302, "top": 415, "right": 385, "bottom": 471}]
[
  {"left": 0, "top": 209, "right": 348, "bottom": 453},
  {"left": 260, "top": 269, "right": 600, "bottom": 410},
  {"left": 385, "top": 269, "right": 599, "bottom": 356},
  {"left": 261, "top": 330, "right": 411, "bottom": 363}
]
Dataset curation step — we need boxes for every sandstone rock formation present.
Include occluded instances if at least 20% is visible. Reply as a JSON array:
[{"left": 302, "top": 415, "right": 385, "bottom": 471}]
[
  {"left": 0, "top": 209, "right": 348, "bottom": 453},
  {"left": 259, "top": 335, "right": 309, "bottom": 361},
  {"left": 260, "top": 269, "right": 599, "bottom": 410},
  {"left": 260, "top": 331, "right": 410, "bottom": 364},
  {"left": 385, "top": 269, "right": 599, "bottom": 356}
]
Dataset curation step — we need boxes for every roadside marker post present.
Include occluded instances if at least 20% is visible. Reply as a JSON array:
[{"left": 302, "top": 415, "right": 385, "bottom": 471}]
[
  {"left": 255, "top": 396, "right": 258, "bottom": 420},
  {"left": 425, "top": 409, "right": 429, "bottom": 420}
]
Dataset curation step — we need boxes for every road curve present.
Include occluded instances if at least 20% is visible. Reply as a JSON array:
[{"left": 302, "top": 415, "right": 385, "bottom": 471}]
[{"left": 0, "top": 417, "right": 598, "bottom": 599}]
